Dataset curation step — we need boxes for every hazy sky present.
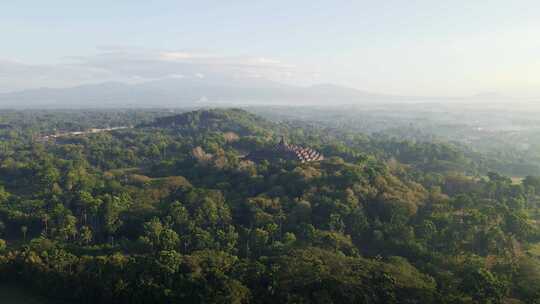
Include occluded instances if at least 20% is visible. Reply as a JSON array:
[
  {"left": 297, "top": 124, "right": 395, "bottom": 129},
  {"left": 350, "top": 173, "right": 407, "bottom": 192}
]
[{"left": 1, "top": 1, "right": 540, "bottom": 97}]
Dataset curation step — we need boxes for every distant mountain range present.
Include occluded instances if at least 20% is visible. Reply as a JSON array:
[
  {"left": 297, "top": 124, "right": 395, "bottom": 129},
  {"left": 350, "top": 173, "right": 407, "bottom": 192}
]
[{"left": 0, "top": 77, "right": 517, "bottom": 108}]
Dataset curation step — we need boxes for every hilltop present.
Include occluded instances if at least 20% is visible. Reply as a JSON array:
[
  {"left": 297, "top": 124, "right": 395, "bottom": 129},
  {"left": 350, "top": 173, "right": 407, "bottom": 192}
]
[{"left": 144, "top": 108, "right": 276, "bottom": 136}]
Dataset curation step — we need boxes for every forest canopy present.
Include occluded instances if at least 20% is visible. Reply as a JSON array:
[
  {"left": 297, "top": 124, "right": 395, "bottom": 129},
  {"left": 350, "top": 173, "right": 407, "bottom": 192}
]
[{"left": 0, "top": 108, "right": 540, "bottom": 303}]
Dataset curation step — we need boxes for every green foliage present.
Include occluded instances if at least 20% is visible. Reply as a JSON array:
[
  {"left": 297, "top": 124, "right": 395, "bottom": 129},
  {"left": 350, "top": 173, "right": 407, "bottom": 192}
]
[{"left": 0, "top": 108, "right": 538, "bottom": 303}]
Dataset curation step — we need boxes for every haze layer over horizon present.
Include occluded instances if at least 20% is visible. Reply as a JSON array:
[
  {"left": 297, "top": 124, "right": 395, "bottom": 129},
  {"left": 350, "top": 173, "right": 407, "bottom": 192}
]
[{"left": 2, "top": 1, "right": 540, "bottom": 98}]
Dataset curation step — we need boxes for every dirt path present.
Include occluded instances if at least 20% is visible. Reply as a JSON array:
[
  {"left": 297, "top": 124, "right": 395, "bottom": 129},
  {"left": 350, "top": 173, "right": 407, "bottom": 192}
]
[{"left": 40, "top": 126, "right": 130, "bottom": 141}]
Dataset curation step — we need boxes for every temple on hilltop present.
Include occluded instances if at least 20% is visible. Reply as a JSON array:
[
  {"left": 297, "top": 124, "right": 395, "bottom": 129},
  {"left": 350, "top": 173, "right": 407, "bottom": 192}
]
[{"left": 246, "top": 136, "right": 324, "bottom": 163}]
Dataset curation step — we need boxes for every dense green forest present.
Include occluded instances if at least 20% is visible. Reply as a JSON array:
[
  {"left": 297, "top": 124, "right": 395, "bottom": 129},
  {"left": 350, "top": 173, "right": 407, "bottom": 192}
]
[
  {"left": 251, "top": 104, "right": 540, "bottom": 177},
  {"left": 1, "top": 108, "right": 540, "bottom": 303}
]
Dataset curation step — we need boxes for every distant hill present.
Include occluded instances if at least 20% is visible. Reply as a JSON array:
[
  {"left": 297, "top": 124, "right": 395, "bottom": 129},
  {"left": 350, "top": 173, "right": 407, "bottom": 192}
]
[
  {"left": 1, "top": 76, "right": 522, "bottom": 108},
  {"left": 143, "top": 108, "right": 277, "bottom": 136},
  {"left": 0, "top": 77, "right": 407, "bottom": 108}
]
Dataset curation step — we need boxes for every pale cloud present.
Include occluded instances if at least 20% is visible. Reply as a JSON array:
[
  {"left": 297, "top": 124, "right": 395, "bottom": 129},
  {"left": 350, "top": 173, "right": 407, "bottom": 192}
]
[
  {"left": 168, "top": 74, "right": 185, "bottom": 79},
  {"left": 0, "top": 59, "right": 117, "bottom": 93},
  {"left": 70, "top": 49, "right": 297, "bottom": 81},
  {"left": 0, "top": 49, "right": 300, "bottom": 92},
  {"left": 247, "top": 57, "right": 296, "bottom": 69},
  {"left": 158, "top": 51, "right": 295, "bottom": 69},
  {"left": 159, "top": 51, "right": 213, "bottom": 61}
]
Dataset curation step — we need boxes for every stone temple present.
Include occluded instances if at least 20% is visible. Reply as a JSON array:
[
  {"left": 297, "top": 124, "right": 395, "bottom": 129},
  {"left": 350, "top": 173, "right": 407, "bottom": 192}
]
[{"left": 246, "top": 136, "right": 324, "bottom": 163}]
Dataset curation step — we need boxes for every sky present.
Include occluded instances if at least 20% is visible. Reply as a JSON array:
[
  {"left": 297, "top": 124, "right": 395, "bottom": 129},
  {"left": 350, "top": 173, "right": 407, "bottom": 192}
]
[{"left": 1, "top": 0, "right": 540, "bottom": 97}]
